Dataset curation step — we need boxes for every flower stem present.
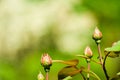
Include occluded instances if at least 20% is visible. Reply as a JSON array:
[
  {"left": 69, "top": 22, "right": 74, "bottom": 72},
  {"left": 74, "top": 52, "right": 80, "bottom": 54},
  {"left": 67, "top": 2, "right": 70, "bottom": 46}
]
[
  {"left": 87, "top": 61, "right": 90, "bottom": 80},
  {"left": 103, "top": 53, "right": 110, "bottom": 80},
  {"left": 97, "top": 43, "right": 103, "bottom": 65},
  {"left": 81, "top": 73, "right": 86, "bottom": 80},
  {"left": 97, "top": 43, "right": 109, "bottom": 80},
  {"left": 46, "top": 72, "right": 49, "bottom": 80}
]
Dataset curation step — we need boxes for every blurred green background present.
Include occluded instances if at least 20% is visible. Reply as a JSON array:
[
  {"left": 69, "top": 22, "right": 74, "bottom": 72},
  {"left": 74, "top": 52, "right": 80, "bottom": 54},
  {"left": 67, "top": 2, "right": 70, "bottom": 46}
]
[{"left": 0, "top": 0, "right": 120, "bottom": 80}]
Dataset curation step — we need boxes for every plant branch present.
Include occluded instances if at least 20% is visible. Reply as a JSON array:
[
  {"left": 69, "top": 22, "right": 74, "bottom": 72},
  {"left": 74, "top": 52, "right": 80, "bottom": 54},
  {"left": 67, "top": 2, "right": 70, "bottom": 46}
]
[
  {"left": 46, "top": 72, "right": 49, "bottom": 80},
  {"left": 76, "top": 55, "right": 101, "bottom": 64},
  {"left": 81, "top": 73, "right": 86, "bottom": 80},
  {"left": 103, "top": 52, "right": 110, "bottom": 80},
  {"left": 97, "top": 43, "right": 109, "bottom": 80},
  {"left": 87, "top": 61, "right": 90, "bottom": 80},
  {"left": 97, "top": 43, "right": 103, "bottom": 65},
  {"left": 90, "top": 59, "right": 101, "bottom": 64}
]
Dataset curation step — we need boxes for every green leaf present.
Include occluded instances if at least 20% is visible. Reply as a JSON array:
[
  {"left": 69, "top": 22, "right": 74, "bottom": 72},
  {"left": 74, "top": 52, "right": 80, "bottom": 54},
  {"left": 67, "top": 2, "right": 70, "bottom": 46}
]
[
  {"left": 111, "top": 72, "right": 120, "bottom": 80},
  {"left": 63, "top": 76, "right": 72, "bottom": 80},
  {"left": 104, "top": 40, "right": 120, "bottom": 58},
  {"left": 53, "top": 59, "right": 79, "bottom": 66},
  {"left": 58, "top": 66, "right": 82, "bottom": 80},
  {"left": 117, "top": 72, "right": 120, "bottom": 76}
]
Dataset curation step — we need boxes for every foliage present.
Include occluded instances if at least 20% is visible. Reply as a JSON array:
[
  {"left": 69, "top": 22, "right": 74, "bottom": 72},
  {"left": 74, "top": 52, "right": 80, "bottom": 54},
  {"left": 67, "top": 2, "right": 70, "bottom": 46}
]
[
  {"left": 105, "top": 41, "right": 120, "bottom": 58},
  {"left": 40, "top": 27, "right": 120, "bottom": 80}
]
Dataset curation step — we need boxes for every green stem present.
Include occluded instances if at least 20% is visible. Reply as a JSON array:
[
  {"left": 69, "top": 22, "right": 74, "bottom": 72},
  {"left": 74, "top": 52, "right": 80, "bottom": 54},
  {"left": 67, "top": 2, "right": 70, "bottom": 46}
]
[
  {"left": 90, "top": 59, "right": 101, "bottom": 64},
  {"left": 87, "top": 61, "right": 90, "bottom": 80}
]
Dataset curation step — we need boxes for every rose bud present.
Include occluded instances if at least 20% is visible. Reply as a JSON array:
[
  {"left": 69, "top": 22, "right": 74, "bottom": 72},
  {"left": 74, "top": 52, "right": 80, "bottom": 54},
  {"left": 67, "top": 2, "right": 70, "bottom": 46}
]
[
  {"left": 92, "top": 27, "right": 102, "bottom": 41},
  {"left": 84, "top": 46, "right": 93, "bottom": 58},
  {"left": 37, "top": 72, "right": 45, "bottom": 80},
  {"left": 41, "top": 53, "right": 52, "bottom": 72},
  {"left": 112, "top": 42, "right": 117, "bottom": 46}
]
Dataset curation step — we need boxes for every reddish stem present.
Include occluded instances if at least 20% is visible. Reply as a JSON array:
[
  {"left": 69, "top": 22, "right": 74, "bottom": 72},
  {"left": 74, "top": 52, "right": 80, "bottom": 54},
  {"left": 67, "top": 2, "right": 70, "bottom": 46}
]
[
  {"left": 97, "top": 43, "right": 103, "bottom": 65},
  {"left": 46, "top": 72, "right": 49, "bottom": 80},
  {"left": 97, "top": 43, "right": 109, "bottom": 80}
]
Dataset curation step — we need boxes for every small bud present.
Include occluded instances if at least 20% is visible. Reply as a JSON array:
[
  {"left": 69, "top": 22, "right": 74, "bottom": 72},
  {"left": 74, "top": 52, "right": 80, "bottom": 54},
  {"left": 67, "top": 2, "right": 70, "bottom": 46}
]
[
  {"left": 84, "top": 46, "right": 93, "bottom": 58},
  {"left": 37, "top": 72, "right": 45, "bottom": 80},
  {"left": 92, "top": 27, "right": 102, "bottom": 41},
  {"left": 112, "top": 42, "right": 117, "bottom": 46},
  {"left": 41, "top": 53, "right": 52, "bottom": 72}
]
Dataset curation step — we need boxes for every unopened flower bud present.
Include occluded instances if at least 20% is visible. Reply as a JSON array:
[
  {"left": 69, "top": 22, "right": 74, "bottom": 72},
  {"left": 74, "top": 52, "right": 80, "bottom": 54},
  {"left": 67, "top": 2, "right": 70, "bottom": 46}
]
[
  {"left": 112, "top": 42, "right": 117, "bottom": 46},
  {"left": 92, "top": 27, "right": 102, "bottom": 41},
  {"left": 84, "top": 46, "right": 93, "bottom": 58},
  {"left": 38, "top": 72, "right": 45, "bottom": 80},
  {"left": 41, "top": 53, "right": 52, "bottom": 72}
]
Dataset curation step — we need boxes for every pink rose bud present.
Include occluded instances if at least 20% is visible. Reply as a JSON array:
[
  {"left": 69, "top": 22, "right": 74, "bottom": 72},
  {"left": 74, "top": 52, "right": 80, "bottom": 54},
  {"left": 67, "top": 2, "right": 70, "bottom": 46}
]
[
  {"left": 92, "top": 27, "right": 102, "bottom": 40},
  {"left": 84, "top": 46, "right": 93, "bottom": 58},
  {"left": 41, "top": 53, "right": 52, "bottom": 71},
  {"left": 38, "top": 72, "right": 45, "bottom": 80}
]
